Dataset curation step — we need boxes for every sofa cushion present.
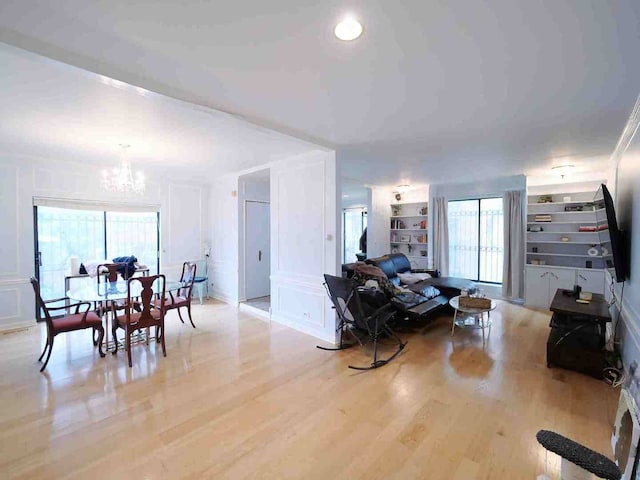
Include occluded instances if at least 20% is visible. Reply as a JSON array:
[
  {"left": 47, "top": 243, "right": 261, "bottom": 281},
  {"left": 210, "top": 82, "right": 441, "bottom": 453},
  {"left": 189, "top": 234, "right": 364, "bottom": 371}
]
[
  {"left": 409, "top": 277, "right": 477, "bottom": 300},
  {"left": 389, "top": 253, "right": 412, "bottom": 274},
  {"left": 397, "top": 272, "right": 432, "bottom": 285}
]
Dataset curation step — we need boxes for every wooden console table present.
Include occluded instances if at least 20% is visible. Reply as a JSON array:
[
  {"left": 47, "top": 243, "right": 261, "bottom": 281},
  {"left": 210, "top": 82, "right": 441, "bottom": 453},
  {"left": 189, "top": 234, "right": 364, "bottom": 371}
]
[{"left": 547, "top": 289, "right": 611, "bottom": 379}]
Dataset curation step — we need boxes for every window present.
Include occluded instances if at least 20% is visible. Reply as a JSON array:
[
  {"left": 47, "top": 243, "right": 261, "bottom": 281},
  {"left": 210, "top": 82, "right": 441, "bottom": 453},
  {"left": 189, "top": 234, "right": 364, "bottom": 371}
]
[
  {"left": 35, "top": 206, "right": 159, "bottom": 308},
  {"left": 448, "top": 198, "right": 503, "bottom": 283},
  {"left": 343, "top": 208, "right": 367, "bottom": 263}
]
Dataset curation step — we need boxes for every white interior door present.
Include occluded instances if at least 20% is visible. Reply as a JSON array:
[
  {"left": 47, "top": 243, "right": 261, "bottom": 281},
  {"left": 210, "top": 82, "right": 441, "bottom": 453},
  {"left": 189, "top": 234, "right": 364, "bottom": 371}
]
[{"left": 245, "top": 201, "right": 271, "bottom": 300}]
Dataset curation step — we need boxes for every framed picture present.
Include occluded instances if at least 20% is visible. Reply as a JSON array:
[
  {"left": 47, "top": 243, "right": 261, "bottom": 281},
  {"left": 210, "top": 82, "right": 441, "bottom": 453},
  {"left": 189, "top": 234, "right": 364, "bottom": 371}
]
[{"left": 399, "top": 234, "right": 411, "bottom": 243}]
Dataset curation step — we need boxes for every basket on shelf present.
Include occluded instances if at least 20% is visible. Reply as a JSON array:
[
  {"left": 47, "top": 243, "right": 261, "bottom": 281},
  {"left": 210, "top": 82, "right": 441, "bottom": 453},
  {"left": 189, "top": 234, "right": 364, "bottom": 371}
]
[{"left": 459, "top": 296, "right": 492, "bottom": 309}]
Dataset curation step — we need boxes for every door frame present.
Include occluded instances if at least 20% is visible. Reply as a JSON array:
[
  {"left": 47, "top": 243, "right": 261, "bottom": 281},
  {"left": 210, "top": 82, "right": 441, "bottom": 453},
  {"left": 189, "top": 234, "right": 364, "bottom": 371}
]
[{"left": 243, "top": 200, "right": 271, "bottom": 301}]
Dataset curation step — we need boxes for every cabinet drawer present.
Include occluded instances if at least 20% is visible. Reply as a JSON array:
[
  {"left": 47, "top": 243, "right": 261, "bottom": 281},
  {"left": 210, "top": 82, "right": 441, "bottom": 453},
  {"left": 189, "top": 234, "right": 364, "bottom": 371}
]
[{"left": 576, "top": 269, "right": 605, "bottom": 294}]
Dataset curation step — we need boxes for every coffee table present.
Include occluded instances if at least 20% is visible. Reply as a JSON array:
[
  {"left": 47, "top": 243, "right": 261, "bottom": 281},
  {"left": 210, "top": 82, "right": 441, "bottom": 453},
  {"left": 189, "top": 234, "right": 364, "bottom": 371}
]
[{"left": 449, "top": 295, "right": 497, "bottom": 344}]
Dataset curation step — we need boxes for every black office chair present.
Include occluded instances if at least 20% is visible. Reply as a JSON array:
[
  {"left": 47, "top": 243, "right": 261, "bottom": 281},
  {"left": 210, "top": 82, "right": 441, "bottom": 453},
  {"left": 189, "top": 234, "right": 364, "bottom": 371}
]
[{"left": 319, "top": 274, "right": 406, "bottom": 370}]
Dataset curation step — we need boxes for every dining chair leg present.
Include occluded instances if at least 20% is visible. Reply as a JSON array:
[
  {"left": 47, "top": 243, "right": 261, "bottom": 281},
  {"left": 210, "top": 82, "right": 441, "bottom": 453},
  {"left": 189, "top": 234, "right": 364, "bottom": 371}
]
[
  {"left": 38, "top": 339, "right": 49, "bottom": 362},
  {"left": 96, "top": 327, "right": 105, "bottom": 358},
  {"left": 160, "top": 324, "right": 167, "bottom": 357},
  {"left": 177, "top": 308, "right": 185, "bottom": 324},
  {"left": 40, "top": 335, "right": 54, "bottom": 372},
  {"left": 111, "top": 323, "right": 119, "bottom": 354},
  {"left": 187, "top": 304, "right": 196, "bottom": 328},
  {"left": 125, "top": 330, "right": 132, "bottom": 368}
]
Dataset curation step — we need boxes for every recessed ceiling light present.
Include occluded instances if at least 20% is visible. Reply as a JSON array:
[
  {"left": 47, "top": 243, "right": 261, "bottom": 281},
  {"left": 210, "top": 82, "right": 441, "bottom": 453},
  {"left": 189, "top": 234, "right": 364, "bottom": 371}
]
[{"left": 334, "top": 18, "right": 363, "bottom": 41}]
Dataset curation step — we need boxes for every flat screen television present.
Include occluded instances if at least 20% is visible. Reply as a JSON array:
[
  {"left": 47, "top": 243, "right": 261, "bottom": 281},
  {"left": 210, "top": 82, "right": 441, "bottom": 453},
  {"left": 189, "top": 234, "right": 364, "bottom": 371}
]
[{"left": 594, "top": 183, "right": 626, "bottom": 282}]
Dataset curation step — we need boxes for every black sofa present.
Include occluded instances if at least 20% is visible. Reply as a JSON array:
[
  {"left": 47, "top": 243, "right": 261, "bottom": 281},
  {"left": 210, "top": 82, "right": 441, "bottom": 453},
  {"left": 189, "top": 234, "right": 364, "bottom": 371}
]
[{"left": 365, "top": 253, "right": 477, "bottom": 300}]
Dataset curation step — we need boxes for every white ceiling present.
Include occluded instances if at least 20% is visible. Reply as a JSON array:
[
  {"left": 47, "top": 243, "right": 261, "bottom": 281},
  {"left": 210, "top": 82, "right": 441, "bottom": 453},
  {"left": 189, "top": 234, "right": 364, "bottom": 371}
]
[
  {"left": 1, "top": 1, "right": 639, "bottom": 186},
  {"left": 0, "top": 43, "right": 320, "bottom": 182}
]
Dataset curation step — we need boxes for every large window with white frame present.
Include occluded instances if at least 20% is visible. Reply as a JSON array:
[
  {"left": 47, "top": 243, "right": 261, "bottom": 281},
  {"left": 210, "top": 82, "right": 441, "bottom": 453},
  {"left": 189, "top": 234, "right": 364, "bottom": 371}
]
[
  {"left": 35, "top": 205, "right": 159, "bottom": 309},
  {"left": 448, "top": 198, "right": 504, "bottom": 283}
]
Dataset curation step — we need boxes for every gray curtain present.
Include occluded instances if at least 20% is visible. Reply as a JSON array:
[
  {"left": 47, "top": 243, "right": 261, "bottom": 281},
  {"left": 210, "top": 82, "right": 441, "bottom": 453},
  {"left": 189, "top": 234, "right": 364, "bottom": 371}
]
[
  {"left": 502, "top": 190, "right": 525, "bottom": 299},
  {"left": 432, "top": 196, "right": 449, "bottom": 276}
]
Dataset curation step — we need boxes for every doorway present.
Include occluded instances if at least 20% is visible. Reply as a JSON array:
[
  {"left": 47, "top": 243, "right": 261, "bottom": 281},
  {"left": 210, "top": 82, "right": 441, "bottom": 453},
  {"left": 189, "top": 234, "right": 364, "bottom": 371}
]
[
  {"left": 239, "top": 169, "right": 271, "bottom": 314},
  {"left": 245, "top": 200, "right": 271, "bottom": 302}
]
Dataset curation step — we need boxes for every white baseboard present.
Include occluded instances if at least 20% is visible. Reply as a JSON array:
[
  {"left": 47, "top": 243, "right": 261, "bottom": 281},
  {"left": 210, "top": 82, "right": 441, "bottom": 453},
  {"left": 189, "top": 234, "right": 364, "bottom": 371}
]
[
  {"left": 210, "top": 289, "right": 238, "bottom": 306},
  {"left": 0, "top": 320, "right": 36, "bottom": 334},
  {"left": 238, "top": 302, "right": 270, "bottom": 321},
  {"left": 270, "top": 312, "right": 336, "bottom": 345}
]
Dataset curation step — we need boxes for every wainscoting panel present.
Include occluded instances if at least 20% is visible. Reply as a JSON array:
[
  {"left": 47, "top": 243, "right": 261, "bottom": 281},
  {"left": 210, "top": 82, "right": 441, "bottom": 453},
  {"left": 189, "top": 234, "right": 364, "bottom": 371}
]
[
  {"left": 0, "top": 163, "right": 19, "bottom": 276},
  {"left": 168, "top": 184, "right": 202, "bottom": 264}
]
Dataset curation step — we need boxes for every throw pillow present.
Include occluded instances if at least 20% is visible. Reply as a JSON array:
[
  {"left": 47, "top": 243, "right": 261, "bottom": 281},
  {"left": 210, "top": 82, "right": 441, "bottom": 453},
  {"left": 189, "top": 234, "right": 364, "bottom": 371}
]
[{"left": 397, "top": 272, "right": 432, "bottom": 285}]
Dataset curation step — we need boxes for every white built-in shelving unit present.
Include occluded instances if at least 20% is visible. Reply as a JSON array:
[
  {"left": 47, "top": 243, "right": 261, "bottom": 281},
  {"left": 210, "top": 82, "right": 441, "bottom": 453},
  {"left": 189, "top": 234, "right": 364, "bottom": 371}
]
[
  {"left": 390, "top": 201, "right": 429, "bottom": 268},
  {"left": 525, "top": 188, "right": 608, "bottom": 308},
  {"left": 527, "top": 190, "right": 607, "bottom": 269}
]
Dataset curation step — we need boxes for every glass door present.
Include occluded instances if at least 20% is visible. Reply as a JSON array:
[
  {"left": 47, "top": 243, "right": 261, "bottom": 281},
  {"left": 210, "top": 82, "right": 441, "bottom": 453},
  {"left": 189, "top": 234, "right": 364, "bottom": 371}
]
[
  {"left": 34, "top": 205, "right": 160, "bottom": 320},
  {"left": 35, "top": 206, "right": 106, "bottom": 317}
]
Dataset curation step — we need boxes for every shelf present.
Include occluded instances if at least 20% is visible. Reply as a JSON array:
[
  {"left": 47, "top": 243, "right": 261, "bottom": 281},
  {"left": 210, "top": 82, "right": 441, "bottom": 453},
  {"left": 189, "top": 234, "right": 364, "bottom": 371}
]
[
  {"left": 526, "top": 264, "right": 604, "bottom": 271},
  {"left": 390, "top": 202, "right": 428, "bottom": 207},
  {"left": 527, "top": 241, "right": 599, "bottom": 245},
  {"left": 406, "top": 255, "right": 429, "bottom": 259},
  {"left": 527, "top": 209, "right": 603, "bottom": 215},
  {"left": 390, "top": 215, "right": 428, "bottom": 219},
  {"left": 390, "top": 228, "right": 427, "bottom": 232},
  {"left": 527, "top": 231, "right": 603, "bottom": 234},
  {"left": 527, "top": 221, "right": 597, "bottom": 225},
  {"left": 527, "top": 201, "right": 596, "bottom": 206},
  {"left": 527, "top": 252, "right": 604, "bottom": 258}
]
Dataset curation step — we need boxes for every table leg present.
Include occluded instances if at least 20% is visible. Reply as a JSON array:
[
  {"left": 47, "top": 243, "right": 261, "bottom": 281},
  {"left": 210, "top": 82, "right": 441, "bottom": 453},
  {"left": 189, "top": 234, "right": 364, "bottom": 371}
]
[
  {"left": 481, "top": 312, "right": 486, "bottom": 345},
  {"left": 451, "top": 308, "right": 458, "bottom": 336}
]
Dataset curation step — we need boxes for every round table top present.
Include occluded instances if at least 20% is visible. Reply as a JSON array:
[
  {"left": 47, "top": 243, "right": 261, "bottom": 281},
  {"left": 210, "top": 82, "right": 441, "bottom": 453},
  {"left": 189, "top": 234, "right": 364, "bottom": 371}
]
[
  {"left": 67, "top": 280, "right": 183, "bottom": 303},
  {"left": 449, "top": 295, "right": 497, "bottom": 314}
]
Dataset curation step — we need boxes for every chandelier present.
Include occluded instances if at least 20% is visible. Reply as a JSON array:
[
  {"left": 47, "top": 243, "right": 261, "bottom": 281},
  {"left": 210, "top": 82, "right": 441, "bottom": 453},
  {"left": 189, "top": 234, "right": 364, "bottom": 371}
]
[{"left": 101, "top": 144, "right": 145, "bottom": 194}]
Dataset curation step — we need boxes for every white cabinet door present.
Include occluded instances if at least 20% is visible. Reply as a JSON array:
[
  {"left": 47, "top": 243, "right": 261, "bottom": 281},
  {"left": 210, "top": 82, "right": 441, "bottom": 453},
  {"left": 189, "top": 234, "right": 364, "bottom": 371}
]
[
  {"left": 547, "top": 267, "right": 576, "bottom": 299},
  {"left": 525, "top": 267, "right": 550, "bottom": 308},
  {"left": 576, "top": 269, "right": 605, "bottom": 294}
]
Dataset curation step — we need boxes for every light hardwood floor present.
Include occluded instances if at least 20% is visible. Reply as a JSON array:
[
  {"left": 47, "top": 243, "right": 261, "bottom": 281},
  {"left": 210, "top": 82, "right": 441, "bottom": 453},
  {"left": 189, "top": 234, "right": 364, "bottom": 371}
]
[{"left": 0, "top": 300, "right": 620, "bottom": 479}]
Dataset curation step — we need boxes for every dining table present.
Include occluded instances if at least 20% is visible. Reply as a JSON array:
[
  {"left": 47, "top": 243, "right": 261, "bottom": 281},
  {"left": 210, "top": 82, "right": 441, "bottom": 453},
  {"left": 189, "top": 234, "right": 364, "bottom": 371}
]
[{"left": 67, "top": 279, "right": 184, "bottom": 349}]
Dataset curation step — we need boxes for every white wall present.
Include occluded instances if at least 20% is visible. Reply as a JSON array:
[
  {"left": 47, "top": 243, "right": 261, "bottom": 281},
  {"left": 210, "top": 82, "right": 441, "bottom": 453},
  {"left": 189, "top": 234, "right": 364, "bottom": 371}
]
[
  {"left": 208, "top": 150, "right": 339, "bottom": 343},
  {"left": 607, "top": 104, "right": 640, "bottom": 401},
  {"left": 209, "top": 174, "right": 241, "bottom": 304},
  {"left": 367, "top": 186, "right": 393, "bottom": 259},
  {"left": 270, "top": 150, "right": 339, "bottom": 343},
  {"left": 0, "top": 155, "right": 209, "bottom": 331}
]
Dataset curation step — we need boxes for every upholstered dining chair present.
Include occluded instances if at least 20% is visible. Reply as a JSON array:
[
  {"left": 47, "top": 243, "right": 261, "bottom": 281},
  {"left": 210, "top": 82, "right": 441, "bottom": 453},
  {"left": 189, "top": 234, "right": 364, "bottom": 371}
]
[
  {"left": 153, "top": 261, "right": 197, "bottom": 328},
  {"left": 30, "top": 277, "right": 105, "bottom": 372},
  {"left": 94, "top": 262, "right": 127, "bottom": 344},
  {"left": 112, "top": 275, "right": 166, "bottom": 368}
]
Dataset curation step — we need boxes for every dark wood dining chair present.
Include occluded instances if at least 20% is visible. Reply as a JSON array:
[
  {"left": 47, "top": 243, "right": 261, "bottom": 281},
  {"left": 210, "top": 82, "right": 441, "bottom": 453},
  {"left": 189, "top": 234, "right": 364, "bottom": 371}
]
[
  {"left": 30, "top": 277, "right": 105, "bottom": 372},
  {"left": 112, "top": 275, "right": 166, "bottom": 368},
  {"left": 153, "top": 261, "right": 197, "bottom": 328},
  {"left": 94, "top": 262, "right": 127, "bottom": 344}
]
